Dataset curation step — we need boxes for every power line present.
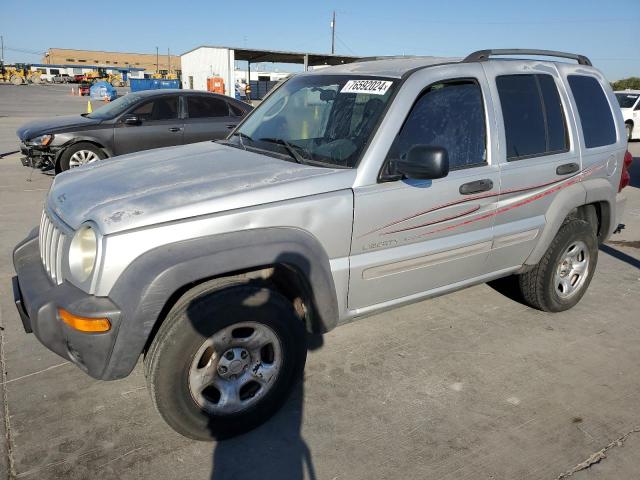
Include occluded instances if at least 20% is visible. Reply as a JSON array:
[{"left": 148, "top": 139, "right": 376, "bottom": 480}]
[{"left": 335, "top": 34, "right": 357, "bottom": 56}]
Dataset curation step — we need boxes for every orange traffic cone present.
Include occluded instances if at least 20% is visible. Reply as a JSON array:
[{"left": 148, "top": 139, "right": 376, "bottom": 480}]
[{"left": 70, "top": 86, "right": 75, "bottom": 96}]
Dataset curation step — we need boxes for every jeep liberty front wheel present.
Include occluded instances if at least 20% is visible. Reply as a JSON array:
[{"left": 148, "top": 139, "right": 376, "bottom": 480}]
[
  {"left": 518, "top": 219, "right": 598, "bottom": 312},
  {"left": 144, "top": 281, "right": 306, "bottom": 440}
]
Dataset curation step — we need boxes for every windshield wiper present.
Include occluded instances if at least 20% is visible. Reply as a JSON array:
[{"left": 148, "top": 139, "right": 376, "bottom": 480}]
[
  {"left": 230, "top": 131, "right": 254, "bottom": 150},
  {"left": 258, "top": 138, "right": 307, "bottom": 165}
]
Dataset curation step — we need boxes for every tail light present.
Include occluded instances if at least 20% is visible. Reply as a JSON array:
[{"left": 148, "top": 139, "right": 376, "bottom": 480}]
[{"left": 619, "top": 150, "right": 633, "bottom": 192}]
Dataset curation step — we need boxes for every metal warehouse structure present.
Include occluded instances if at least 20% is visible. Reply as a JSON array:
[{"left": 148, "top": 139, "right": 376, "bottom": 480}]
[{"left": 181, "top": 45, "right": 360, "bottom": 97}]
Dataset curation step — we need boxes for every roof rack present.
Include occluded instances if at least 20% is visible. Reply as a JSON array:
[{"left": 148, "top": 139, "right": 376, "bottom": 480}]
[{"left": 464, "top": 49, "right": 592, "bottom": 66}]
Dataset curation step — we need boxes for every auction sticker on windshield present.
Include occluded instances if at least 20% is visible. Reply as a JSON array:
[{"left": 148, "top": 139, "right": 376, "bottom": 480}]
[{"left": 341, "top": 80, "right": 393, "bottom": 95}]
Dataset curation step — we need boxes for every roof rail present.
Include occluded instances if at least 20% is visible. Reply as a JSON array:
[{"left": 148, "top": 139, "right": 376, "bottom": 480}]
[
  {"left": 464, "top": 49, "right": 592, "bottom": 66},
  {"left": 354, "top": 55, "right": 423, "bottom": 63}
]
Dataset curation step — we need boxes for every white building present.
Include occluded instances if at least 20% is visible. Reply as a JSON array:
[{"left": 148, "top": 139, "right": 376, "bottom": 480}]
[{"left": 180, "top": 45, "right": 359, "bottom": 97}]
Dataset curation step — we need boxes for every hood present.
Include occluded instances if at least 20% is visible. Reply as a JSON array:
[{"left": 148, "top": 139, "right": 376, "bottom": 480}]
[
  {"left": 17, "top": 115, "right": 103, "bottom": 141},
  {"left": 48, "top": 141, "right": 356, "bottom": 234}
]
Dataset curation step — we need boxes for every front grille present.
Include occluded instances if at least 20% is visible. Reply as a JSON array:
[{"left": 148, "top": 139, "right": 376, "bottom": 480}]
[{"left": 39, "top": 210, "right": 65, "bottom": 285}]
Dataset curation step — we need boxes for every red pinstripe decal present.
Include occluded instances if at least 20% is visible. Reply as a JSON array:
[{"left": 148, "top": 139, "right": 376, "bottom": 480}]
[
  {"left": 416, "top": 163, "right": 604, "bottom": 237},
  {"left": 381, "top": 205, "right": 481, "bottom": 235},
  {"left": 359, "top": 163, "right": 603, "bottom": 239}
]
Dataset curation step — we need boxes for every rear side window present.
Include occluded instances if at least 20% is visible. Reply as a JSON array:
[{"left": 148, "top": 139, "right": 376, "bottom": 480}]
[
  {"left": 568, "top": 75, "right": 617, "bottom": 148},
  {"left": 387, "top": 80, "right": 486, "bottom": 170},
  {"left": 187, "top": 96, "right": 229, "bottom": 118},
  {"left": 496, "top": 74, "right": 568, "bottom": 160},
  {"left": 229, "top": 102, "right": 246, "bottom": 116}
]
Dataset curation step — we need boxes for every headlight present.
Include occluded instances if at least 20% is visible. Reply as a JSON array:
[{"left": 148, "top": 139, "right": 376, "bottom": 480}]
[
  {"left": 28, "top": 134, "right": 54, "bottom": 146},
  {"left": 68, "top": 226, "right": 97, "bottom": 282}
]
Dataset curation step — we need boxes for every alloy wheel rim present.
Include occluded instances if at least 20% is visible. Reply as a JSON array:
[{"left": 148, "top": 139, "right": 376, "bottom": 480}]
[
  {"left": 69, "top": 150, "right": 99, "bottom": 168},
  {"left": 554, "top": 240, "right": 590, "bottom": 299},
  {"left": 188, "top": 321, "right": 283, "bottom": 415}
]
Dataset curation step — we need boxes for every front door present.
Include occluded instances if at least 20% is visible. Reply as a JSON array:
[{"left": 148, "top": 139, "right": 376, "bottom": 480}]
[
  {"left": 349, "top": 66, "right": 500, "bottom": 311},
  {"left": 113, "top": 95, "right": 184, "bottom": 155}
]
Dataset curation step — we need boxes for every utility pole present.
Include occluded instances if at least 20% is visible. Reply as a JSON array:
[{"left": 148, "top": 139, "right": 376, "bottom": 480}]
[
  {"left": 331, "top": 11, "right": 336, "bottom": 54},
  {"left": 156, "top": 46, "right": 159, "bottom": 73},
  {"left": 1, "top": 36, "right": 4, "bottom": 63},
  {"left": 167, "top": 48, "right": 170, "bottom": 73}
]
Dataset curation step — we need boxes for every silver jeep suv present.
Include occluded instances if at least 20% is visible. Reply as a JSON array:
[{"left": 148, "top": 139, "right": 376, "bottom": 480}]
[{"left": 13, "top": 49, "right": 631, "bottom": 440}]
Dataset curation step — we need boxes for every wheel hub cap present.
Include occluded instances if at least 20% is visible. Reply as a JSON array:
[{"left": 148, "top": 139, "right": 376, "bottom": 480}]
[
  {"left": 188, "top": 321, "right": 282, "bottom": 415},
  {"left": 69, "top": 149, "right": 100, "bottom": 168},
  {"left": 554, "top": 240, "right": 590, "bottom": 299}
]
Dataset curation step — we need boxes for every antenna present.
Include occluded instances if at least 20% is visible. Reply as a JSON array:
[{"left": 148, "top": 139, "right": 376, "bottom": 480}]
[{"left": 331, "top": 11, "right": 336, "bottom": 54}]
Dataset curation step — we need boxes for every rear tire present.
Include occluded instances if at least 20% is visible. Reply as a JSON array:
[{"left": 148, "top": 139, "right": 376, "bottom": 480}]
[
  {"left": 144, "top": 282, "right": 307, "bottom": 441},
  {"left": 56, "top": 142, "right": 106, "bottom": 173},
  {"left": 518, "top": 219, "right": 597, "bottom": 312}
]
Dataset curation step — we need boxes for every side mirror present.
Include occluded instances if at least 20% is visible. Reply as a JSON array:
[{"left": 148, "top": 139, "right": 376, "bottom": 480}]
[
  {"left": 393, "top": 145, "right": 449, "bottom": 180},
  {"left": 122, "top": 114, "right": 141, "bottom": 125}
]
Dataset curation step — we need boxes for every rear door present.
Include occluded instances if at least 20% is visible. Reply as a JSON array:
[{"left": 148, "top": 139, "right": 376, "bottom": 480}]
[
  {"left": 349, "top": 64, "right": 501, "bottom": 310},
  {"left": 113, "top": 95, "right": 184, "bottom": 155},
  {"left": 481, "top": 62, "right": 580, "bottom": 272},
  {"left": 183, "top": 95, "right": 239, "bottom": 143}
]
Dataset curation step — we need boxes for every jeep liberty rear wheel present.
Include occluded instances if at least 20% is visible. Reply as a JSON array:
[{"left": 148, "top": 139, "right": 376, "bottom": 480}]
[
  {"left": 144, "top": 281, "right": 306, "bottom": 440},
  {"left": 518, "top": 219, "right": 598, "bottom": 312}
]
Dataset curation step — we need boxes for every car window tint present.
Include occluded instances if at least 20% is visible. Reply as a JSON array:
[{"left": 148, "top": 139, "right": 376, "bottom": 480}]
[
  {"left": 387, "top": 80, "right": 486, "bottom": 170},
  {"left": 568, "top": 75, "right": 617, "bottom": 148},
  {"left": 187, "top": 96, "right": 229, "bottom": 118},
  {"left": 497, "top": 74, "right": 569, "bottom": 160},
  {"left": 538, "top": 75, "right": 569, "bottom": 153},
  {"left": 229, "top": 102, "right": 245, "bottom": 116},
  {"left": 132, "top": 96, "right": 178, "bottom": 121},
  {"left": 496, "top": 75, "right": 547, "bottom": 159}
]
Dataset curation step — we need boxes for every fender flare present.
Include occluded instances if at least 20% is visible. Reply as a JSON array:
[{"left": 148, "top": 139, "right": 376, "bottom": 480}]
[
  {"left": 102, "top": 227, "right": 339, "bottom": 379},
  {"left": 525, "top": 182, "right": 586, "bottom": 265}
]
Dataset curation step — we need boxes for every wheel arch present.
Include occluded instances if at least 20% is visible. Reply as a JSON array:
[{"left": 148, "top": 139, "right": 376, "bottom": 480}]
[
  {"left": 54, "top": 138, "right": 112, "bottom": 173},
  {"left": 525, "top": 180, "right": 614, "bottom": 265},
  {"left": 102, "top": 227, "right": 339, "bottom": 380}
]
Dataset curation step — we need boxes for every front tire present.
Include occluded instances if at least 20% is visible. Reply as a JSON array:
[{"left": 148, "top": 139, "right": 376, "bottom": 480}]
[
  {"left": 518, "top": 219, "right": 598, "bottom": 312},
  {"left": 144, "top": 282, "right": 307, "bottom": 440},
  {"left": 56, "top": 142, "right": 106, "bottom": 173}
]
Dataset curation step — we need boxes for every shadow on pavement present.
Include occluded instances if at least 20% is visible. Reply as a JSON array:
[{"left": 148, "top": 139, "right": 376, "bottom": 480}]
[
  {"left": 210, "top": 333, "right": 322, "bottom": 480},
  {"left": 600, "top": 244, "right": 640, "bottom": 270},
  {"left": 181, "top": 251, "right": 325, "bottom": 480}
]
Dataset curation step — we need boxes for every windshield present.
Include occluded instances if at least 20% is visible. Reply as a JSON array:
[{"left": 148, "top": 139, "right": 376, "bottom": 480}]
[
  {"left": 230, "top": 75, "right": 396, "bottom": 168},
  {"left": 86, "top": 93, "right": 143, "bottom": 119},
  {"left": 615, "top": 93, "right": 639, "bottom": 109}
]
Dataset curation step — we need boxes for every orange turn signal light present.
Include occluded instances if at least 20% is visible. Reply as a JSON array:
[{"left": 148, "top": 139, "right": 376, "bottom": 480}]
[{"left": 58, "top": 308, "right": 111, "bottom": 333}]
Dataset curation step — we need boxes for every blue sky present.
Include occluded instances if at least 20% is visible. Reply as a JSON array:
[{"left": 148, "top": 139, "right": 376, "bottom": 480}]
[{"left": 1, "top": 0, "right": 638, "bottom": 80}]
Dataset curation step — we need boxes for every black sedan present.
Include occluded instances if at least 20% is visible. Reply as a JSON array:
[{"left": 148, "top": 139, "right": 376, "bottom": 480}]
[{"left": 17, "top": 89, "right": 252, "bottom": 173}]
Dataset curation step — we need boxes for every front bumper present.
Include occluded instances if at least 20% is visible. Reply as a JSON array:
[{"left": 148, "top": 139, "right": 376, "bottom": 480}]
[
  {"left": 12, "top": 233, "right": 123, "bottom": 379},
  {"left": 19, "top": 143, "right": 58, "bottom": 169}
]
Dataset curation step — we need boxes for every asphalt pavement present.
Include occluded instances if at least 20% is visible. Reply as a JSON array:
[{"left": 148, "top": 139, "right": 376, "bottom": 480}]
[{"left": 1, "top": 83, "right": 640, "bottom": 480}]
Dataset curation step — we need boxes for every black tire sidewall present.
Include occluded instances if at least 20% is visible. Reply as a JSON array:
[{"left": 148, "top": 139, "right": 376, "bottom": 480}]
[
  {"left": 541, "top": 220, "right": 598, "bottom": 312},
  {"left": 148, "top": 286, "right": 306, "bottom": 441},
  {"left": 57, "top": 142, "right": 106, "bottom": 173}
]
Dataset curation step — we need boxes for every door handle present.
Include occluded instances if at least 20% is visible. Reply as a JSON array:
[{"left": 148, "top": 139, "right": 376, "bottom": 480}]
[
  {"left": 556, "top": 162, "right": 579, "bottom": 175},
  {"left": 459, "top": 179, "right": 493, "bottom": 195},
  {"left": 168, "top": 127, "right": 183, "bottom": 133},
  {"left": 225, "top": 124, "right": 236, "bottom": 129}
]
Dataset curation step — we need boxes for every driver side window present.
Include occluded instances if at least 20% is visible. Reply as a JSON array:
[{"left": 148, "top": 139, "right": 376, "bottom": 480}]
[
  {"left": 387, "top": 80, "right": 487, "bottom": 170},
  {"left": 131, "top": 96, "right": 179, "bottom": 122}
]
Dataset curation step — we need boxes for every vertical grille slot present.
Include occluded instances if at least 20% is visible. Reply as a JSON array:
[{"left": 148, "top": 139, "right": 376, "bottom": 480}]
[{"left": 38, "top": 209, "right": 66, "bottom": 285}]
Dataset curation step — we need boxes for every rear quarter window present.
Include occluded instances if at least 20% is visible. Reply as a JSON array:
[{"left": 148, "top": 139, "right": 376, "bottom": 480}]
[{"left": 567, "top": 75, "right": 617, "bottom": 148}]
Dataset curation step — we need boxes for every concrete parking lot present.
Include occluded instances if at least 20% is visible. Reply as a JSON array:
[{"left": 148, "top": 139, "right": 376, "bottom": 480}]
[{"left": 0, "top": 83, "right": 639, "bottom": 480}]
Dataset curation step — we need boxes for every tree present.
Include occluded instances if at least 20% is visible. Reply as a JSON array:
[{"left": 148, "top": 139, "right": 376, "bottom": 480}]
[{"left": 611, "top": 77, "right": 640, "bottom": 90}]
